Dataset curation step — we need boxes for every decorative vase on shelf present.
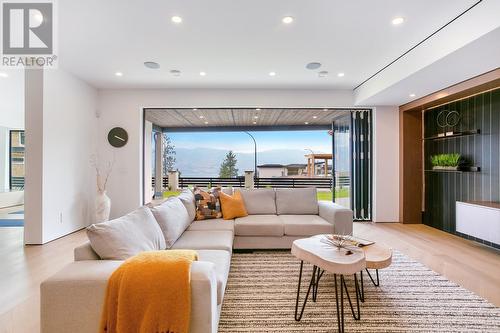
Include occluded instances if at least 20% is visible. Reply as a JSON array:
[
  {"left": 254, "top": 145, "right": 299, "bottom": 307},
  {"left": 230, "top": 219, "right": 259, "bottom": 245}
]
[{"left": 95, "top": 190, "right": 111, "bottom": 223}]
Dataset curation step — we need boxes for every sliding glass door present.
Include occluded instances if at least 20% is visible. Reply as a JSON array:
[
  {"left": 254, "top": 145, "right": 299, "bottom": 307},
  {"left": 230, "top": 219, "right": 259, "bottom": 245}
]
[{"left": 332, "top": 110, "right": 372, "bottom": 220}]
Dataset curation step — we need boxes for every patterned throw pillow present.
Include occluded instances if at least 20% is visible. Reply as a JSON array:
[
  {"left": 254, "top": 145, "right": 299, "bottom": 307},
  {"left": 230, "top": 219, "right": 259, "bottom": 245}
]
[{"left": 193, "top": 186, "right": 223, "bottom": 220}]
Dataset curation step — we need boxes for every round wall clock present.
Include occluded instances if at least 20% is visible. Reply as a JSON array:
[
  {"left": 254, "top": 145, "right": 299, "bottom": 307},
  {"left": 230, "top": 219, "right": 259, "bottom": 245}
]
[{"left": 107, "top": 127, "right": 128, "bottom": 148}]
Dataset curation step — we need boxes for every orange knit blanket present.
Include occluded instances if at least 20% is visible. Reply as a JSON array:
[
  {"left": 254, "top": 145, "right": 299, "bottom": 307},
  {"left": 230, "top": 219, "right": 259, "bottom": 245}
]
[{"left": 100, "top": 250, "right": 198, "bottom": 333}]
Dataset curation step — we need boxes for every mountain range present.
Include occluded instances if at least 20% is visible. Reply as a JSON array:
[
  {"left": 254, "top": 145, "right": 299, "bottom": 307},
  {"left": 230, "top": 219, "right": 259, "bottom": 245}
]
[{"left": 171, "top": 147, "right": 348, "bottom": 177}]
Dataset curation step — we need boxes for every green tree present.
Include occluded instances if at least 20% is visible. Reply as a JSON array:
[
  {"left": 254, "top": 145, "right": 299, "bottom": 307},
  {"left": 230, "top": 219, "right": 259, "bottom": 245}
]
[
  {"left": 219, "top": 151, "right": 239, "bottom": 178},
  {"left": 162, "top": 134, "right": 176, "bottom": 174}
]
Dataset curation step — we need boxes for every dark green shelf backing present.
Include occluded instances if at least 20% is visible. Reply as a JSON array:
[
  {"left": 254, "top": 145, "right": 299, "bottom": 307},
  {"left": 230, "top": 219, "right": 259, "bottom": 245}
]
[{"left": 423, "top": 88, "right": 500, "bottom": 239}]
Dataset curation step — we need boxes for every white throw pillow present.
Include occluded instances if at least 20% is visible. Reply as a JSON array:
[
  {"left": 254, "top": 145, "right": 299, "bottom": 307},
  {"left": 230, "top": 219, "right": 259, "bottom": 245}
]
[
  {"left": 150, "top": 197, "right": 191, "bottom": 248},
  {"left": 177, "top": 189, "right": 196, "bottom": 222},
  {"left": 275, "top": 188, "right": 319, "bottom": 215},
  {"left": 87, "top": 206, "right": 166, "bottom": 260}
]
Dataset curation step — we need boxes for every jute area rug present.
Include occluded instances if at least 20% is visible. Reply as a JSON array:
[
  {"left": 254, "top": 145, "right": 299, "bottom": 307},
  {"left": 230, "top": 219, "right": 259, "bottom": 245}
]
[{"left": 218, "top": 251, "right": 500, "bottom": 332}]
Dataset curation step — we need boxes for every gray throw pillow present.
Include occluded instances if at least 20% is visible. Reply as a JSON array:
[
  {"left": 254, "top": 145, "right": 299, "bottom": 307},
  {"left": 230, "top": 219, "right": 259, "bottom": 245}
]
[
  {"left": 178, "top": 189, "right": 196, "bottom": 221},
  {"left": 150, "top": 197, "right": 191, "bottom": 248},
  {"left": 87, "top": 206, "right": 166, "bottom": 260},
  {"left": 275, "top": 188, "right": 319, "bottom": 215}
]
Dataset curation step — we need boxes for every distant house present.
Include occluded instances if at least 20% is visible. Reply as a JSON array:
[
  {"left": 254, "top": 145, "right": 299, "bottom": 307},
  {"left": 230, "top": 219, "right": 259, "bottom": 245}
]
[
  {"left": 257, "top": 164, "right": 287, "bottom": 178},
  {"left": 286, "top": 164, "right": 307, "bottom": 176},
  {"left": 257, "top": 163, "right": 309, "bottom": 178}
]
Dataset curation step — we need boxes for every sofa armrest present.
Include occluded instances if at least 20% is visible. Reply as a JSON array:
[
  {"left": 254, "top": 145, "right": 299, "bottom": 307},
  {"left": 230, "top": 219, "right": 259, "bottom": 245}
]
[
  {"left": 74, "top": 241, "right": 100, "bottom": 261},
  {"left": 41, "top": 261, "right": 219, "bottom": 333},
  {"left": 318, "top": 201, "right": 353, "bottom": 235}
]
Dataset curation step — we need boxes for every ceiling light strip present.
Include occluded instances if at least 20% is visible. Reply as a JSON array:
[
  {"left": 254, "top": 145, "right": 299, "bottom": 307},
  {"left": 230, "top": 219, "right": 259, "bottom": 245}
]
[{"left": 353, "top": 0, "right": 483, "bottom": 91}]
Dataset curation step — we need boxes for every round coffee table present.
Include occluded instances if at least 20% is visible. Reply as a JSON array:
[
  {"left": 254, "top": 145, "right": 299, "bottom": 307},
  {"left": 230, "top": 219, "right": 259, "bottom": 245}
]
[{"left": 291, "top": 235, "right": 366, "bottom": 333}]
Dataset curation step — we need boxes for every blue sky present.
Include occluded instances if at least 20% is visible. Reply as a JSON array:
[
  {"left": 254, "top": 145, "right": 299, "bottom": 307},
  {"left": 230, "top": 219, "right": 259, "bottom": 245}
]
[{"left": 168, "top": 130, "right": 332, "bottom": 154}]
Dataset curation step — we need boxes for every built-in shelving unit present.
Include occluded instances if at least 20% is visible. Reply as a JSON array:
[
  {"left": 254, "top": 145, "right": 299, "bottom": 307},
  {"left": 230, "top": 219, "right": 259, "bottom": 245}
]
[
  {"left": 423, "top": 129, "right": 480, "bottom": 141},
  {"left": 422, "top": 87, "right": 499, "bottom": 249}
]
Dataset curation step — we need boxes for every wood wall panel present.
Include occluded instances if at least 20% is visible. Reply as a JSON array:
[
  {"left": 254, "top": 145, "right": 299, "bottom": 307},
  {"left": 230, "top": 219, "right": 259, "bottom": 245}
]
[{"left": 399, "top": 109, "right": 422, "bottom": 224}]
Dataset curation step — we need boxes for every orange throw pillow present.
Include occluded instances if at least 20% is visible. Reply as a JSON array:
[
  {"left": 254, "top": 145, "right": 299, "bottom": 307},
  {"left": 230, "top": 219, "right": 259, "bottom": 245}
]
[{"left": 219, "top": 191, "right": 248, "bottom": 220}]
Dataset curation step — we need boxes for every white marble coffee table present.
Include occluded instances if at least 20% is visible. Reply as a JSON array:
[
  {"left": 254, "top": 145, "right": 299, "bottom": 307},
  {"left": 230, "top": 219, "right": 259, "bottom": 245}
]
[{"left": 291, "top": 235, "right": 366, "bottom": 333}]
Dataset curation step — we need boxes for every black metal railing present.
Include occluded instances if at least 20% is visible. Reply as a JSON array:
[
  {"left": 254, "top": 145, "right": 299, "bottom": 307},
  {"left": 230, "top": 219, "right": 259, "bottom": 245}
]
[{"left": 152, "top": 176, "right": 341, "bottom": 190}]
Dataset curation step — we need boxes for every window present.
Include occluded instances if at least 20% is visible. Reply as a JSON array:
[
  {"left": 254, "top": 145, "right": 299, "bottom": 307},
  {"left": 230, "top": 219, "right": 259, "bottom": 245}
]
[{"left": 9, "top": 130, "right": 25, "bottom": 190}]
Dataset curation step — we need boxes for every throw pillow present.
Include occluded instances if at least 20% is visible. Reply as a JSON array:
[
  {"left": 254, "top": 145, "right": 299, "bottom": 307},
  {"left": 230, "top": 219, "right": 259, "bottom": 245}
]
[
  {"left": 150, "top": 197, "right": 191, "bottom": 248},
  {"left": 219, "top": 191, "right": 248, "bottom": 220},
  {"left": 87, "top": 206, "right": 166, "bottom": 260},
  {"left": 177, "top": 189, "right": 196, "bottom": 221},
  {"left": 193, "top": 187, "right": 222, "bottom": 220}
]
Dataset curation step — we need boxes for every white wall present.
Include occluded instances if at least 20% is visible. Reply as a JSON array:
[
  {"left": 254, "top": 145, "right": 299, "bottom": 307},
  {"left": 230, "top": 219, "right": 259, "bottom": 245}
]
[
  {"left": 372, "top": 106, "right": 400, "bottom": 222},
  {"left": 97, "top": 88, "right": 354, "bottom": 218},
  {"left": 24, "top": 68, "right": 98, "bottom": 244},
  {"left": 0, "top": 69, "right": 25, "bottom": 129}
]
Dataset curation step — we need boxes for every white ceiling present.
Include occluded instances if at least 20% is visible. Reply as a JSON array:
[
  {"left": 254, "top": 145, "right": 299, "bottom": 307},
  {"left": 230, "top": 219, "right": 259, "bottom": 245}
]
[{"left": 58, "top": 0, "right": 479, "bottom": 90}]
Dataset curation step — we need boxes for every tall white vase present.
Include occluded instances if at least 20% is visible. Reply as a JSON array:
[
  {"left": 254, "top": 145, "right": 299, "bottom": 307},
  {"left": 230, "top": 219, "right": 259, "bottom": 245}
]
[{"left": 95, "top": 190, "right": 111, "bottom": 223}]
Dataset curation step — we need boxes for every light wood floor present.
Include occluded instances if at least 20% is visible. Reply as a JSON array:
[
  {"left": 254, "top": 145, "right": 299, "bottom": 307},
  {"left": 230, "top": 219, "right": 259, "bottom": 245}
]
[{"left": 0, "top": 222, "right": 499, "bottom": 333}]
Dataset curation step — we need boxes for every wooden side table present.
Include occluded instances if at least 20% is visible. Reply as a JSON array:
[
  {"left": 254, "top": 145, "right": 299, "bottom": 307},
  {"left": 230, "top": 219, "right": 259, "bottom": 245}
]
[{"left": 359, "top": 243, "right": 392, "bottom": 301}]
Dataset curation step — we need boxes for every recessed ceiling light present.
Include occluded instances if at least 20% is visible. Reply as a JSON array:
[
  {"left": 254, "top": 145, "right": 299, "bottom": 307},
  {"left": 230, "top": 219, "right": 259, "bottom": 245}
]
[
  {"left": 306, "top": 62, "right": 321, "bottom": 70},
  {"left": 318, "top": 71, "right": 329, "bottom": 78},
  {"left": 115, "top": 72, "right": 123, "bottom": 77},
  {"left": 193, "top": 108, "right": 198, "bottom": 110},
  {"left": 313, "top": 116, "right": 318, "bottom": 119},
  {"left": 323, "top": 108, "right": 328, "bottom": 111},
  {"left": 199, "top": 71, "right": 207, "bottom": 76},
  {"left": 170, "top": 69, "right": 181, "bottom": 77},
  {"left": 304, "top": 122, "right": 309, "bottom": 125},
  {"left": 171, "top": 16, "right": 183, "bottom": 23},
  {"left": 269, "top": 71, "right": 276, "bottom": 77},
  {"left": 255, "top": 108, "right": 261, "bottom": 111},
  {"left": 282, "top": 16, "right": 294, "bottom": 24},
  {"left": 392, "top": 17, "right": 404, "bottom": 25},
  {"left": 253, "top": 121, "right": 257, "bottom": 125},
  {"left": 0, "top": 72, "right": 8, "bottom": 78},
  {"left": 144, "top": 61, "right": 160, "bottom": 69},
  {"left": 409, "top": 93, "right": 416, "bottom": 97},
  {"left": 199, "top": 115, "right": 204, "bottom": 119},
  {"left": 337, "top": 72, "right": 345, "bottom": 77},
  {"left": 204, "top": 121, "right": 209, "bottom": 125},
  {"left": 254, "top": 116, "right": 259, "bottom": 119}
]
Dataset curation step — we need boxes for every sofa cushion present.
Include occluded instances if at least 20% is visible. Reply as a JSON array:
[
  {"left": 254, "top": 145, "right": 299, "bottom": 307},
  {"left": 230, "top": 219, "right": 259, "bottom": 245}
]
[
  {"left": 187, "top": 218, "right": 234, "bottom": 233},
  {"left": 178, "top": 189, "right": 196, "bottom": 222},
  {"left": 171, "top": 230, "right": 233, "bottom": 252},
  {"left": 150, "top": 197, "right": 191, "bottom": 248},
  {"left": 280, "top": 215, "right": 334, "bottom": 236},
  {"left": 275, "top": 188, "right": 319, "bottom": 215},
  {"left": 87, "top": 207, "right": 166, "bottom": 260},
  {"left": 197, "top": 250, "right": 231, "bottom": 305},
  {"left": 234, "top": 215, "right": 284, "bottom": 237},
  {"left": 238, "top": 189, "right": 277, "bottom": 214}
]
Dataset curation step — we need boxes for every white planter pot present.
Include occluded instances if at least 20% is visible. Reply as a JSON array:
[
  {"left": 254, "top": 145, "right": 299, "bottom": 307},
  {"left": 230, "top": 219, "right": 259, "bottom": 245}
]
[{"left": 95, "top": 191, "right": 111, "bottom": 223}]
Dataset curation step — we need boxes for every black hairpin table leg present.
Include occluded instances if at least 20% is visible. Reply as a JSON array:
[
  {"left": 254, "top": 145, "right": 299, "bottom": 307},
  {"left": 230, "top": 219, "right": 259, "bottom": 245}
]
[
  {"left": 365, "top": 268, "right": 380, "bottom": 286},
  {"left": 295, "top": 262, "right": 319, "bottom": 321}
]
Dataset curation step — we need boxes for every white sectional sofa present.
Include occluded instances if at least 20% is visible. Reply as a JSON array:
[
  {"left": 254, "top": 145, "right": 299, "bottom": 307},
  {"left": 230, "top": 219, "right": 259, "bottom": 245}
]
[{"left": 41, "top": 187, "right": 352, "bottom": 333}]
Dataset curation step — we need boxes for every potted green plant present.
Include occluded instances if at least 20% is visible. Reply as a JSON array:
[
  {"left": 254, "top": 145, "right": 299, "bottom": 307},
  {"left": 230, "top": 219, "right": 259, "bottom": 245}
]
[{"left": 430, "top": 153, "right": 461, "bottom": 171}]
